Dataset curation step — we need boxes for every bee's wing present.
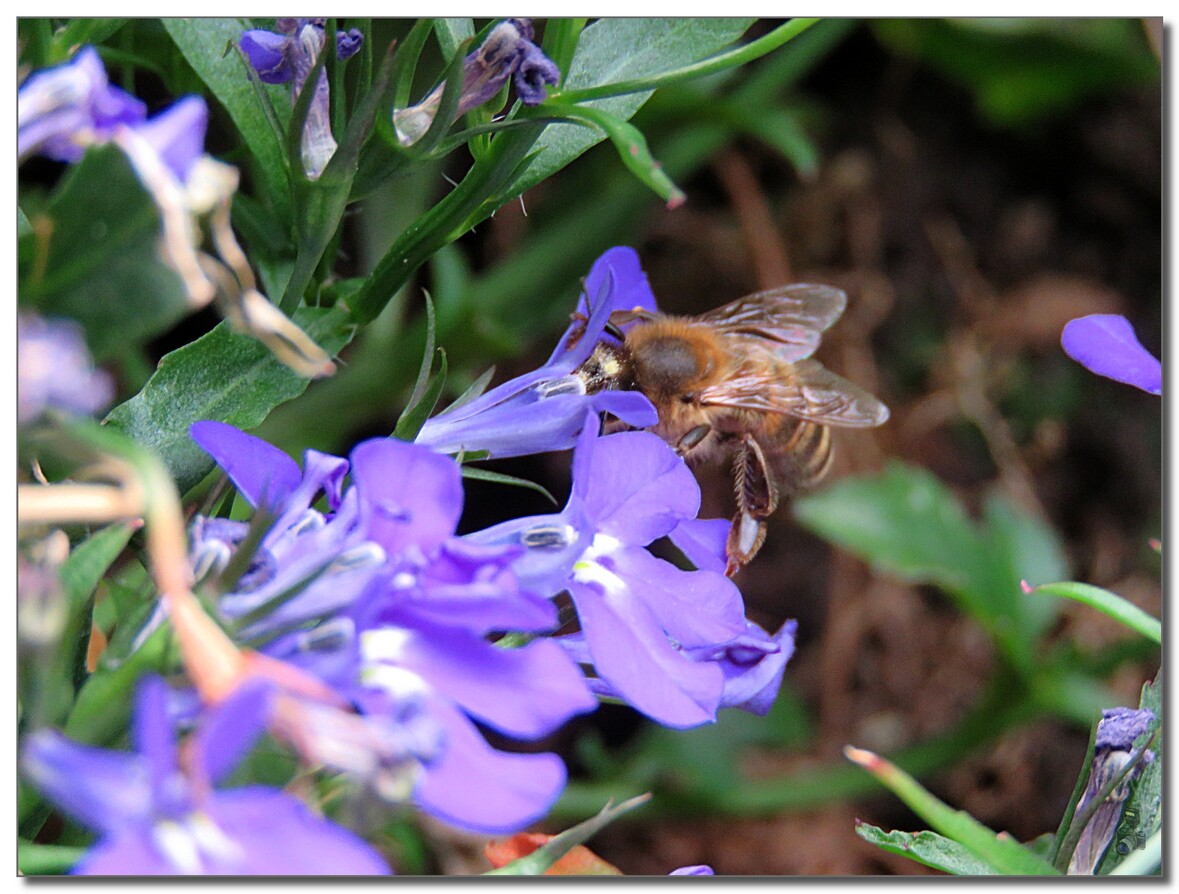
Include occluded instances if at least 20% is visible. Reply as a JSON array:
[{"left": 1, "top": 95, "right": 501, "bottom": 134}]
[
  {"left": 696, "top": 284, "right": 848, "bottom": 362},
  {"left": 699, "top": 359, "right": 890, "bottom": 428}
]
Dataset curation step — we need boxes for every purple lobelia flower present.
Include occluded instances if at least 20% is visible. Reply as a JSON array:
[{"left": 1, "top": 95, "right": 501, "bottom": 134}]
[
  {"left": 240, "top": 19, "right": 363, "bottom": 179},
  {"left": 18, "top": 46, "right": 146, "bottom": 164},
  {"left": 18, "top": 46, "right": 209, "bottom": 184},
  {"left": 393, "top": 18, "right": 559, "bottom": 146},
  {"left": 1068, "top": 706, "right": 1156, "bottom": 874},
  {"left": 189, "top": 422, "right": 598, "bottom": 834},
  {"left": 415, "top": 246, "right": 659, "bottom": 459},
  {"left": 670, "top": 865, "right": 715, "bottom": 875},
  {"left": 1061, "top": 314, "right": 1161, "bottom": 396},
  {"left": 21, "top": 676, "right": 391, "bottom": 875},
  {"left": 466, "top": 420, "right": 757, "bottom": 729},
  {"left": 18, "top": 313, "right": 114, "bottom": 424}
]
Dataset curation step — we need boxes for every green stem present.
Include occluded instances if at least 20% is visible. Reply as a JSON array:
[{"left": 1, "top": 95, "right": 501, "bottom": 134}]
[{"left": 545, "top": 18, "right": 819, "bottom": 105}]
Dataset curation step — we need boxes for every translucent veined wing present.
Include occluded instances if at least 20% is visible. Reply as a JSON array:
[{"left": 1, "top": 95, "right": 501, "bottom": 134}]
[
  {"left": 698, "top": 359, "right": 890, "bottom": 428},
  {"left": 694, "top": 284, "right": 848, "bottom": 363}
]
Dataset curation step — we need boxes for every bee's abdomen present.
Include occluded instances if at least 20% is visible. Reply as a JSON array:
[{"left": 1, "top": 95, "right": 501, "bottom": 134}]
[{"left": 776, "top": 420, "right": 834, "bottom": 492}]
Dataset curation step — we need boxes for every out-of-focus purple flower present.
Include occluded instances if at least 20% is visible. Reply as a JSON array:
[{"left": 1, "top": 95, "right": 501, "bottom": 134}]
[
  {"left": 239, "top": 19, "right": 363, "bottom": 179},
  {"left": 18, "top": 46, "right": 209, "bottom": 184},
  {"left": 18, "top": 313, "right": 114, "bottom": 424},
  {"left": 189, "top": 423, "right": 598, "bottom": 834},
  {"left": 18, "top": 46, "right": 145, "bottom": 164},
  {"left": 670, "top": 864, "right": 715, "bottom": 875},
  {"left": 393, "top": 18, "right": 559, "bottom": 145},
  {"left": 1061, "top": 314, "right": 1161, "bottom": 396},
  {"left": 21, "top": 677, "right": 391, "bottom": 875},
  {"left": 467, "top": 422, "right": 752, "bottom": 729},
  {"left": 415, "top": 246, "right": 658, "bottom": 459},
  {"left": 1068, "top": 706, "right": 1156, "bottom": 874},
  {"left": 134, "top": 96, "right": 209, "bottom": 184},
  {"left": 685, "top": 619, "right": 796, "bottom": 715}
]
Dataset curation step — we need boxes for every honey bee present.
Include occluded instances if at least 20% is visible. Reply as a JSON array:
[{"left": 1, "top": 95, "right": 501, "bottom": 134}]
[{"left": 574, "top": 284, "right": 889, "bottom": 575}]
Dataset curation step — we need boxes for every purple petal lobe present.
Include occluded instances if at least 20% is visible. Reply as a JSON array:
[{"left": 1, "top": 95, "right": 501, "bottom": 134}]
[
  {"left": 580, "top": 431, "right": 700, "bottom": 543},
  {"left": 1061, "top": 314, "right": 1161, "bottom": 395},
  {"left": 670, "top": 865, "right": 715, "bottom": 876},
  {"left": 351, "top": 438, "right": 464, "bottom": 556},
  {"left": 568, "top": 582, "right": 722, "bottom": 728},
  {"left": 135, "top": 95, "right": 208, "bottom": 182},
  {"left": 196, "top": 678, "right": 274, "bottom": 785},
  {"left": 390, "top": 625, "right": 596, "bottom": 738},
  {"left": 668, "top": 517, "right": 731, "bottom": 573},
  {"left": 514, "top": 42, "right": 560, "bottom": 104},
  {"left": 591, "top": 389, "right": 659, "bottom": 428},
  {"left": 22, "top": 731, "right": 150, "bottom": 835},
  {"left": 1095, "top": 706, "right": 1156, "bottom": 751},
  {"left": 414, "top": 700, "right": 567, "bottom": 833},
  {"left": 190, "top": 421, "right": 302, "bottom": 509}
]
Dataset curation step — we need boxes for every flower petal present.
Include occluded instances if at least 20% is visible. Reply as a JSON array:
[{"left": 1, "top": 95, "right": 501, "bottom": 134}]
[
  {"left": 195, "top": 678, "right": 274, "bottom": 786},
  {"left": 414, "top": 700, "right": 567, "bottom": 834},
  {"left": 22, "top": 730, "right": 150, "bottom": 835},
  {"left": 350, "top": 438, "right": 463, "bottom": 556},
  {"left": 578, "top": 431, "right": 700, "bottom": 544},
  {"left": 202, "top": 788, "right": 392, "bottom": 874},
  {"left": 190, "top": 421, "right": 302, "bottom": 510},
  {"left": 568, "top": 582, "right": 722, "bottom": 728},
  {"left": 668, "top": 517, "right": 731, "bottom": 574},
  {"left": 135, "top": 95, "right": 207, "bottom": 182},
  {"left": 1061, "top": 314, "right": 1161, "bottom": 395},
  {"left": 240, "top": 29, "right": 293, "bottom": 83}
]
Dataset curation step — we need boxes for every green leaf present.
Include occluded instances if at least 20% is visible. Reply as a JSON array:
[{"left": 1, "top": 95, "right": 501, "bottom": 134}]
[
  {"left": 433, "top": 18, "right": 474, "bottom": 60},
  {"left": 509, "top": 18, "right": 754, "bottom": 197},
  {"left": 51, "top": 20, "right": 129, "bottom": 63},
  {"left": 163, "top": 18, "right": 291, "bottom": 216},
  {"left": 1030, "top": 582, "right": 1161, "bottom": 645},
  {"left": 18, "top": 841, "right": 87, "bottom": 876},
  {"left": 854, "top": 823, "right": 1002, "bottom": 875},
  {"left": 845, "top": 747, "right": 1060, "bottom": 875},
  {"left": 544, "top": 103, "right": 685, "bottom": 206},
  {"left": 17, "top": 145, "right": 191, "bottom": 360},
  {"left": 793, "top": 461, "right": 1067, "bottom": 671},
  {"left": 105, "top": 305, "right": 356, "bottom": 495},
  {"left": 393, "top": 349, "right": 448, "bottom": 442},
  {"left": 64, "top": 623, "right": 173, "bottom": 747},
  {"left": 460, "top": 465, "right": 558, "bottom": 508},
  {"left": 484, "top": 795, "right": 651, "bottom": 875},
  {"left": 1099, "top": 675, "right": 1162, "bottom": 874}
]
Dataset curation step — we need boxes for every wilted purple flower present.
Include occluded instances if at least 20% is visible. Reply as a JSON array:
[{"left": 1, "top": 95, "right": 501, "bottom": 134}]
[
  {"left": 22, "top": 677, "right": 391, "bottom": 875},
  {"left": 18, "top": 46, "right": 145, "bottom": 164},
  {"left": 18, "top": 46, "right": 208, "bottom": 183},
  {"left": 189, "top": 423, "right": 598, "bottom": 833},
  {"left": 1061, "top": 314, "right": 1161, "bottom": 395},
  {"left": 415, "top": 246, "right": 658, "bottom": 459},
  {"left": 239, "top": 19, "right": 363, "bottom": 179},
  {"left": 18, "top": 313, "right": 114, "bottom": 424},
  {"left": 1068, "top": 706, "right": 1156, "bottom": 874},
  {"left": 467, "top": 422, "right": 752, "bottom": 728},
  {"left": 393, "top": 18, "right": 559, "bottom": 146}
]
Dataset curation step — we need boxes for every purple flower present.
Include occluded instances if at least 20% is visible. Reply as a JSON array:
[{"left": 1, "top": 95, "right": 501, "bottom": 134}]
[
  {"left": 240, "top": 19, "right": 363, "bottom": 179},
  {"left": 189, "top": 423, "right": 598, "bottom": 834},
  {"left": 22, "top": 677, "right": 391, "bottom": 875},
  {"left": 1061, "top": 314, "right": 1161, "bottom": 395},
  {"left": 415, "top": 246, "right": 658, "bottom": 459},
  {"left": 18, "top": 46, "right": 208, "bottom": 183},
  {"left": 393, "top": 18, "right": 559, "bottom": 145},
  {"left": 1068, "top": 706, "right": 1156, "bottom": 874},
  {"left": 670, "top": 865, "right": 715, "bottom": 876},
  {"left": 467, "top": 422, "right": 752, "bottom": 728},
  {"left": 18, "top": 46, "right": 145, "bottom": 164},
  {"left": 18, "top": 313, "right": 114, "bottom": 424}
]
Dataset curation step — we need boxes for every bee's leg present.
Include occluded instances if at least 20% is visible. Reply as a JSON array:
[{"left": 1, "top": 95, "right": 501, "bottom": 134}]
[
  {"left": 726, "top": 435, "right": 779, "bottom": 575},
  {"left": 674, "top": 424, "right": 712, "bottom": 458}
]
